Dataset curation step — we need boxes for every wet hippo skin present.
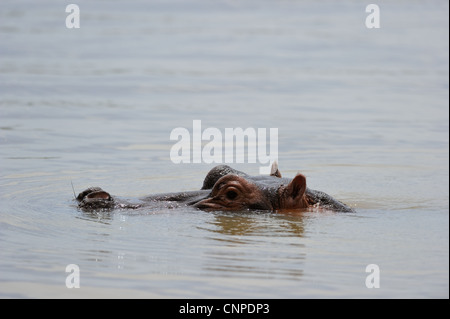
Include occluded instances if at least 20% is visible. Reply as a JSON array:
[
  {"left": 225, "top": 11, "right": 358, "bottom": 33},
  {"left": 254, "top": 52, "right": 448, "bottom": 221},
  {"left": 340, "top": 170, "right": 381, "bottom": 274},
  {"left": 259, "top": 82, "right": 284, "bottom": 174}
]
[{"left": 76, "top": 163, "right": 354, "bottom": 212}]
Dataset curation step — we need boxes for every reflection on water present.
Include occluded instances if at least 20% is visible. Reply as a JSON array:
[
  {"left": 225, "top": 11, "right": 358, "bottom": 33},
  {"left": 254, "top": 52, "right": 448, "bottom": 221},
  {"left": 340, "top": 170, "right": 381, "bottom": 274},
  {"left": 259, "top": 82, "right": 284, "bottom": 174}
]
[
  {"left": 204, "top": 212, "right": 305, "bottom": 237},
  {"left": 76, "top": 205, "right": 308, "bottom": 281},
  {"left": 200, "top": 212, "right": 306, "bottom": 280},
  {"left": 77, "top": 210, "right": 114, "bottom": 224}
]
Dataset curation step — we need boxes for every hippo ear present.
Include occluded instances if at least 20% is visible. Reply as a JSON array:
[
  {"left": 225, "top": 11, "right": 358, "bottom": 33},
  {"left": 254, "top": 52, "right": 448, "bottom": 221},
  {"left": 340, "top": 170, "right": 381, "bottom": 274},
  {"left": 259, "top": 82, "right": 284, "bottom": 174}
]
[
  {"left": 286, "top": 173, "right": 307, "bottom": 200},
  {"left": 270, "top": 161, "right": 282, "bottom": 178}
]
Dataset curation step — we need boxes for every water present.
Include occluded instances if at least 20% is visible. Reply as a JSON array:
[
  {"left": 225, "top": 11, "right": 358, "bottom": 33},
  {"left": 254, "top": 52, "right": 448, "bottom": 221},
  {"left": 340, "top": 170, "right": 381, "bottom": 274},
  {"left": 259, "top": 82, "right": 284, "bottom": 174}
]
[{"left": 0, "top": 0, "right": 448, "bottom": 298}]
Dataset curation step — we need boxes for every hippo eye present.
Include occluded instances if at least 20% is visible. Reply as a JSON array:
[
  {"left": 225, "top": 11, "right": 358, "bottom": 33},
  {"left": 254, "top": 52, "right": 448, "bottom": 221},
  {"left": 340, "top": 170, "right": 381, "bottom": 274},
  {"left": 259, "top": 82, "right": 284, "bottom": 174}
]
[{"left": 226, "top": 190, "right": 238, "bottom": 200}]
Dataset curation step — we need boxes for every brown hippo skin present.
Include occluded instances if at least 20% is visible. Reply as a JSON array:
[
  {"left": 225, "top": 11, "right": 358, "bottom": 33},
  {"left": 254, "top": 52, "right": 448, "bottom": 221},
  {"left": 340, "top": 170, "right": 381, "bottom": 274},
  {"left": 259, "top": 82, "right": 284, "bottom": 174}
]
[{"left": 76, "top": 163, "right": 354, "bottom": 212}]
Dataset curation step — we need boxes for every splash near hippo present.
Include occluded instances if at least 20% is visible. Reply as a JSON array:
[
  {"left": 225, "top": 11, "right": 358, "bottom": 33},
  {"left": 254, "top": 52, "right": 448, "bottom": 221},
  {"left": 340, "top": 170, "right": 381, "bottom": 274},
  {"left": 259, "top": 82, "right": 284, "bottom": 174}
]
[{"left": 76, "top": 163, "right": 354, "bottom": 213}]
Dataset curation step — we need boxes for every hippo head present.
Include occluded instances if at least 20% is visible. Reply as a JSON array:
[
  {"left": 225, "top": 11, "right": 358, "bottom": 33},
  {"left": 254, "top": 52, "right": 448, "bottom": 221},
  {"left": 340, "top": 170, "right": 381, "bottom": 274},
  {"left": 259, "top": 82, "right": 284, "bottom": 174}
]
[
  {"left": 193, "top": 163, "right": 309, "bottom": 211},
  {"left": 76, "top": 162, "right": 352, "bottom": 212}
]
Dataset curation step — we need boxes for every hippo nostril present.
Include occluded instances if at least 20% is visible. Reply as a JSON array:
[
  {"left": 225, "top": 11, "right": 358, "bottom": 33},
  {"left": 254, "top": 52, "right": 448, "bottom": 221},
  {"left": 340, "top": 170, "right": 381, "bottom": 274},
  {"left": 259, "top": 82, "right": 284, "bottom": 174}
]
[
  {"left": 79, "top": 192, "right": 115, "bottom": 210},
  {"left": 86, "top": 191, "right": 111, "bottom": 201},
  {"left": 76, "top": 187, "right": 104, "bottom": 201}
]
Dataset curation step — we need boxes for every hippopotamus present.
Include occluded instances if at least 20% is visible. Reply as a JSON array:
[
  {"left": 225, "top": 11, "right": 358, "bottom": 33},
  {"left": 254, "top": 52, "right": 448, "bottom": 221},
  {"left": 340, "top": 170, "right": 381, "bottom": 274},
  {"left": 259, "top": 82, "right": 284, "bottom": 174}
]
[{"left": 76, "top": 163, "right": 354, "bottom": 212}]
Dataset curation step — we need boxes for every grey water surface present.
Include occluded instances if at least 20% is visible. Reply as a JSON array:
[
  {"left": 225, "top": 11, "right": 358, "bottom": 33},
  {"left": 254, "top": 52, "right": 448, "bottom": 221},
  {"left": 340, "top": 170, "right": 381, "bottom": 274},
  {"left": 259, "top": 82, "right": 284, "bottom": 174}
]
[{"left": 0, "top": 0, "right": 448, "bottom": 298}]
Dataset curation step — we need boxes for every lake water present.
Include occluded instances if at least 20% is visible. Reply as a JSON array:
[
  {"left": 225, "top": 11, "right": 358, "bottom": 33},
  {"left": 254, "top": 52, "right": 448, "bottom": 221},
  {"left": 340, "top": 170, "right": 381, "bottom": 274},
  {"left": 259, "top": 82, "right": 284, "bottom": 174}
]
[{"left": 0, "top": 0, "right": 448, "bottom": 298}]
